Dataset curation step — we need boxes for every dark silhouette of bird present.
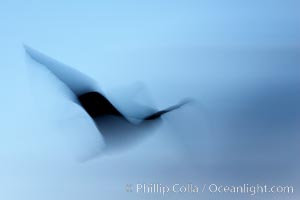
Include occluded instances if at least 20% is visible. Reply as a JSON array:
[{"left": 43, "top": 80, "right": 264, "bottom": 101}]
[{"left": 24, "top": 45, "right": 189, "bottom": 152}]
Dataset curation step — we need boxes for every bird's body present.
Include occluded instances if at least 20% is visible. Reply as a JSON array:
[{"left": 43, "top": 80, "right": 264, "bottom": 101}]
[{"left": 78, "top": 91, "right": 123, "bottom": 118}]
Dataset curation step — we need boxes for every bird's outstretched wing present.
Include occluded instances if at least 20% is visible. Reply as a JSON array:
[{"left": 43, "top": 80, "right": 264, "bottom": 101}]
[
  {"left": 144, "top": 99, "right": 191, "bottom": 120},
  {"left": 24, "top": 45, "right": 98, "bottom": 97}
]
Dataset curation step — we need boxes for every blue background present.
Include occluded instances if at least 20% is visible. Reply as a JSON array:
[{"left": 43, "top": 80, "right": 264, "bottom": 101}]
[{"left": 0, "top": 0, "right": 299, "bottom": 199}]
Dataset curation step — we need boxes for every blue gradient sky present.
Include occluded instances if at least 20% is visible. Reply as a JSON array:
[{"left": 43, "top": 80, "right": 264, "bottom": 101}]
[{"left": 0, "top": 0, "right": 300, "bottom": 199}]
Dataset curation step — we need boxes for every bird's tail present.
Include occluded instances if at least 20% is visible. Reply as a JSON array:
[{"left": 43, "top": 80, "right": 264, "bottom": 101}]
[{"left": 144, "top": 99, "right": 192, "bottom": 120}]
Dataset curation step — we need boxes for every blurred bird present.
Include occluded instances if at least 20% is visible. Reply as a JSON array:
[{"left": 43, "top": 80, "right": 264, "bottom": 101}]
[{"left": 24, "top": 45, "right": 189, "bottom": 152}]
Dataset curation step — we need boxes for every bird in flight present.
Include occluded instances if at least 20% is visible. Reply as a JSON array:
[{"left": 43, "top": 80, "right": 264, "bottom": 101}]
[{"left": 24, "top": 45, "right": 189, "bottom": 152}]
